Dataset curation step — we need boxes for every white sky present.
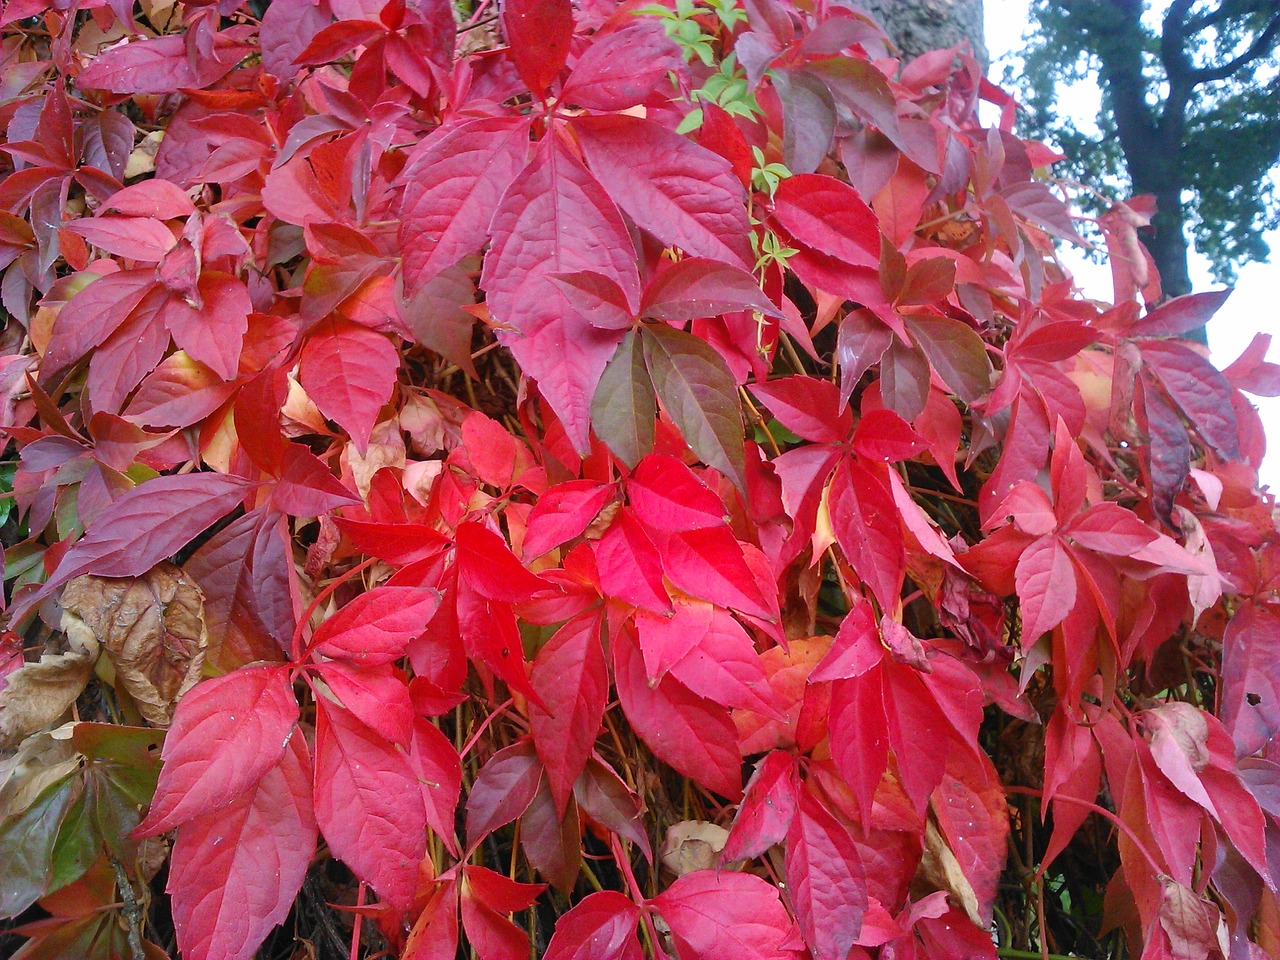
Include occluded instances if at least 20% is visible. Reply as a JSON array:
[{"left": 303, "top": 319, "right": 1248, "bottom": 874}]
[{"left": 984, "top": 0, "right": 1280, "bottom": 490}]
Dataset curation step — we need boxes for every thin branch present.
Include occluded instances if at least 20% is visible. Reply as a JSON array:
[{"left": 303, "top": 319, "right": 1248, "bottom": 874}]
[{"left": 1186, "top": 12, "right": 1280, "bottom": 82}]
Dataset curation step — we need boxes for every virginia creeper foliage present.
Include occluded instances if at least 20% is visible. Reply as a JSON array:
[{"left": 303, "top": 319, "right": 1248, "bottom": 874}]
[{"left": 1, "top": 2, "right": 1279, "bottom": 960}]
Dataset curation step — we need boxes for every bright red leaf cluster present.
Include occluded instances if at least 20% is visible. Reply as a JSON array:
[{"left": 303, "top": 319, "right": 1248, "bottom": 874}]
[{"left": 2, "top": 1, "right": 1280, "bottom": 959}]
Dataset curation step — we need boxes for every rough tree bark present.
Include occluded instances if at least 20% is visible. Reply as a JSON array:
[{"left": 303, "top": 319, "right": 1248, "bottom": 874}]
[{"left": 863, "top": 0, "right": 988, "bottom": 69}]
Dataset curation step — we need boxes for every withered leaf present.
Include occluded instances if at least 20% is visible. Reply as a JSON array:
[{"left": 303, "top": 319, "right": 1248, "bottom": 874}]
[
  {"left": 0, "top": 632, "right": 99, "bottom": 749},
  {"left": 60, "top": 563, "right": 207, "bottom": 727}
]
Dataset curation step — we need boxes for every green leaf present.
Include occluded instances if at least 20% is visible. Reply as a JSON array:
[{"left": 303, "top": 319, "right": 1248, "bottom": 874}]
[
  {"left": 904, "top": 314, "right": 992, "bottom": 405},
  {"left": 0, "top": 773, "right": 78, "bottom": 917},
  {"left": 592, "top": 329, "right": 656, "bottom": 469},
  {"left": 48, "top": 784, "right": 97, "bottom": 895},
  {"left": 640, "top": 324, "right": 746, "bottom": 491}
]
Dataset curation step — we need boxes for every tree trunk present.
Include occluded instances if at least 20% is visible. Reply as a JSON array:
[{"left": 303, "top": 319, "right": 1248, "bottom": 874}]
[{"left": 863, "top": 0, "right": 988, "bottom": 69}]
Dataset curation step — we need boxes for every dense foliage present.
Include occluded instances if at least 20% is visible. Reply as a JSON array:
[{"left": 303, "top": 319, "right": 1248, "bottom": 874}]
[{"left": 1, "top": 1, "right": 1280, "bottom": 959}]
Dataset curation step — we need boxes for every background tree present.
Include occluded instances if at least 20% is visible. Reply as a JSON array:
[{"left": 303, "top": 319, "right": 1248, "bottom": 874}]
[{"left": 1014, "top": 0, "right": 1280, "bottom": 304}]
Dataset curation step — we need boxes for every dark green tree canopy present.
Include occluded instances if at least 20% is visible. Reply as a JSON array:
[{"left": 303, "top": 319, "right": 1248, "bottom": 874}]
[{"left": 1012, "top": 0, "right": 1280, "bottom": 297}]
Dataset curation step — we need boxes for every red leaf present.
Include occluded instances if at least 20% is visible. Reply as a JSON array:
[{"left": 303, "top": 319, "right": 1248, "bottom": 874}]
[
  {"left": 408, "top": 717, "right": 463, "bottom": 856},
  {"left": 543, "top": 891, "right": 643, "bottom": 960},
  {"left": 455, "top": 521, "right": 550, "bottom": 602},
  {"left": 561, "top": 21, "right": 682, "bottom": 111},
  {"left": 827, "top": 670, "right": 890, "bottom": 823},
  {"left": 481, "top": 135, "right": 638, "bottom": 451},
  {"left": 828, "top": 458, "right": 905, "bottom": 613},
  {"left": 1014, "top": 535, "right": 1076, "bottom": 645},
  {"left": 160, "top": 272, "right": 251, "bottom": 381},
  {"left": 649, "top": 871, "right": 794, "bottom": 960},
  {"left": 1221, "top": 603, "right": 1280, "bottom": 757},
  {"left": 592, "top": 509, "right": 672, "bottom": 612},
  {"left": 137, "top": 665, "right": 298, "bottom": 836},
  {"left": 399, "top": 117, "right": 530, "bottom": 292},
  {"left": 852, "top": 408, "right": 927, "bottom": 462},
  {"left": 79, "top": 29, "right": 254, "bottom": 94},
  {"left": 523, "top": 480, "right": 615, "bottom": 560},
  {"left": 1140, "top": 339, "right": 1239, "bottom": 460},
  {"left": 502, "top": 0, "right": 574, "bottom": 96},
  {"left": 749, "top": 376, "right": 851, "bottom": 443},
  {"left": 292, "top": 19, "right": 386, "bottom": 65},
  {"left": 316, "top": 661, "right": 414, "bottom": 744},
  {"left": 787, "top": 787, "right": 867, "bottom": 960},
  {"left": 531, "top": 613, "right": 608, "bottom": 816},
  {"left": 1134, "top": 289, "right": 1232, "bottom": 338},
  {"left": 40, "top": 473, "right": 253, "bottom": 601},
  {"left": 668, "top": 607, "right": 780, "bottom": 717},
  {"left": 272, "top": 445, "right": 363, "bottom": 517},
  {"left": 1063, "top": 504, "right": 1159, "bottom": 557},
  {"left": 772, "top": 174, "right": 880, "bottom": 269},
  {"left": 574, "top": 114, "right": 752, "bottom": 269},
  {"left": 661, "top": 525, "right": 774, "bottom": 620},
  {"left": 465, "top": 740, "right": 543, "bottom": 847},
  {"left": 626, "top": 455, "right": 728, "bottom": 532},
  {"left": 461, "top": 865, "right": 546, "bottom": 960},
  {"left": 456, "top": 590, "right": 543, "bottom": 704},
  {"left": 65, "top": 215, "right": 176, "bottom": 262},
  {"left": 640, "top": 257, "right": 780, "bottom": 323},
  {"left": 167, "top": 732, "right": 316, "bottom": 960},
  {"left": 309, "top": 586, "right": 441, "bottom": 664},
  {"left": 721, "top": 751, "right": 799, "bottom": 862},
  {"left": 298, "top": 318, "right": 399, "bottom": 454},
  {"left": 635, "top": 596, "right": 711, "bottom": 679},
  {"left": 613, "top": 630, "right": 742, "bottom": 800},
  {"left": 313, "top": 699, "right": 426, "bottom": 912}
]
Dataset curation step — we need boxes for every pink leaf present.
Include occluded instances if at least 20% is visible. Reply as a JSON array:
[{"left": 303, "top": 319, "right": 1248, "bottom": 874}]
[
  {"left": 640, "top": 257, "right": 780, "bottom": 323},
  {"left": 1014, "top": 535, "right": 1076, "bottom": 645},
  {"left": 79, "top": 29, "right": 255, "bottom": 94},
  {"left": 298, "top": 318, "right": 399, "bottom": 454},
  {"left": 1221, "top": 602, "right": 1280, "bottom": 757},
  {"left": 649, "top": 871, "right": 794, "bottom": 960},
  {"left": 531, "top": 613, "right": 608, "bottom": 817},
  {"left": 313, "top": 698, "right": 427, "bottom": 912},
  {"left": 168, "top": 732, "right": 316, "bottom": 960},
  {"left": 614, "top": 630, "right": 742, "bottom": 800},
  {"left": 721, "top": 751, "right": 799, "bottom": 862},
  {"left": 543, "top": 891, "right": 643, "bottom": 960},
  {"left": 137, "top": 665, "right": 298, "bottom": 836},
  {"left": 522, "top": 480, "right": 616, "bottom": 560},
  {"left": 399, "top": 117, "right": 530, "bottom": 292},
  {"left": 502, "top": 0, "right": 574, "bottom": 95},
  {"left": 593, "top": 509, "right": 672, "bottom": 612},
  {"left": 787, "top": 787, "right": 867, "bottom": 960},
  {"left": 482, "top": 135, "right": 638, "bottom": 451},
  {"left": 310, "top": 586, "right": 442, "bottom": 665},
  {"left": 574, "top": 114, "right": 752, "bottom": 269}
]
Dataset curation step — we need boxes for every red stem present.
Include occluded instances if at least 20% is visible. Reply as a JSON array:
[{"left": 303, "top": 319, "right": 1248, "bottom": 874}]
[{"left": 1005, "top": 785, "right": 1166, "bottom": 878}]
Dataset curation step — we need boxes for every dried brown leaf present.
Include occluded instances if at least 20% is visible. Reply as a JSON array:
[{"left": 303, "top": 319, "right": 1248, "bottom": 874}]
[
  {"left": 661, "top": 820, "right": 730, "bottom": 877},
  {"left": 60, "top": 563, "right": 207, "bottom": 727},
  {"left": 0, "top": 626, "right": 99, "bottom": 748}
]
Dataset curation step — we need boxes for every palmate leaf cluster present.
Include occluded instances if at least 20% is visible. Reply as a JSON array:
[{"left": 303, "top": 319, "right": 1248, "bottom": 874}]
[{"left": 0, "top": 2, "right": 1279, "bottom": 960}]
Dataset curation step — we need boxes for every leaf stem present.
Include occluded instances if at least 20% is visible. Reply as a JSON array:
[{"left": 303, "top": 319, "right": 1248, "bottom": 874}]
[{"left": 1004, "top": 785, "right": 1165, "bottom": 878}]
